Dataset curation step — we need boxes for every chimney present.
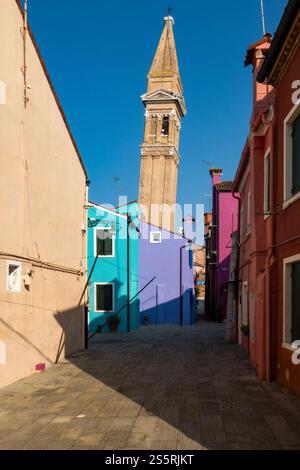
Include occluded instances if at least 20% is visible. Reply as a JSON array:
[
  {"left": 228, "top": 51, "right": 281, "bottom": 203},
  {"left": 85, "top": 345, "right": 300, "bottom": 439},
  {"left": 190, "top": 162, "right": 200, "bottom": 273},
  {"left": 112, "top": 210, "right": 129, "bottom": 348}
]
[
  {"left": 209, "top": 168, "right": 223, "bottom": 186},
  {"left": 244, "top": 33, "right": 273, "bottom": 117},
  {"left": 204, "top": 212, "right": 212, "bottom": 237}
]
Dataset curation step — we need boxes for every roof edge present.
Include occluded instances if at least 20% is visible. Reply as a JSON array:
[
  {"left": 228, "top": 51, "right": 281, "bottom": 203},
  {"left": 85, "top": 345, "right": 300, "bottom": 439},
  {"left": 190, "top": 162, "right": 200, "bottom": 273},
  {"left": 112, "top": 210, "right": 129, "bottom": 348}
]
[
  {"left": 257, "top": 0, "right": 300, "bottom": 83},
  {"left": 15, "top": 0, "right": 88, "bottom": 178}
]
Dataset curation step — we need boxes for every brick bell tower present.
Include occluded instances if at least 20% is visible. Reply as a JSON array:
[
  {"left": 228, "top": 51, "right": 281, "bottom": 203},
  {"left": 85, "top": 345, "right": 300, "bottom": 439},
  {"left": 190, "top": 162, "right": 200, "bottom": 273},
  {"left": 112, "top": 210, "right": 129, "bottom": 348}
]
[{"left": 138, "top": 16, "right": 186, "bottom": 231}]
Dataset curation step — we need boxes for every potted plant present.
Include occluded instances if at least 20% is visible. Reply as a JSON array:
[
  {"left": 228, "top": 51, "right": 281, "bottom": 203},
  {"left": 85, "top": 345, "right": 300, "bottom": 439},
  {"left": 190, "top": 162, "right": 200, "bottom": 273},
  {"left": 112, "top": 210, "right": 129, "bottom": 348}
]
[
  {"left": 143, "top": 314, "right": 150, "bottom": 325},
  {"left": 107, "top": 314, "right": 120, "bottom": 332},
  {"left": 240, "top": 324, "right": 249, "bottom": 337},
  {"left": 240, "top": 323, "right": 250, "bottom": 352}
]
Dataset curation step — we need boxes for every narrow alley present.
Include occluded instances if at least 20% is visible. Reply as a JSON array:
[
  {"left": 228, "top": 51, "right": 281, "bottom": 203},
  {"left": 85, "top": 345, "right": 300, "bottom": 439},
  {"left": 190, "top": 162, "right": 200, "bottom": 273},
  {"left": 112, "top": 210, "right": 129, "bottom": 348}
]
[{"left": 1, "top": 318, "right": 300, "bottom": 450}]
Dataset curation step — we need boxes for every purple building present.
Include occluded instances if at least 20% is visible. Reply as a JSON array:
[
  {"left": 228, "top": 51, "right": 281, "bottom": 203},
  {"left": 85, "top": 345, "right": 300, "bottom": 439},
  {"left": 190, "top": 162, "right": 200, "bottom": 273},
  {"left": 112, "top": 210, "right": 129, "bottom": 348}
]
[
  {"left": 207, "top": 169, "right": 239, "bottom": 320},
  {"left": 139, "top": 221, "right": 196, "bottom": 326}
]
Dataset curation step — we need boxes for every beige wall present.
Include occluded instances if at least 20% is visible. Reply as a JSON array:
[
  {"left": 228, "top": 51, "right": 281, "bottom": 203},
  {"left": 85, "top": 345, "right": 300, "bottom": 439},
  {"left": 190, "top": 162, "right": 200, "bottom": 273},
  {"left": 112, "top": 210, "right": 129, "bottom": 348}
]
[{"left": 0, "top": 0, "right": 87, "bottom": 388}]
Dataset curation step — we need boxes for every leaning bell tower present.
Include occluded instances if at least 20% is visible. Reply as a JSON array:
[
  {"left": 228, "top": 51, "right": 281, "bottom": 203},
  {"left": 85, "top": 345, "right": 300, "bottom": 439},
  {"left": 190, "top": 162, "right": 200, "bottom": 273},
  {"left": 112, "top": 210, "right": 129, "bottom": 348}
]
[{"left": 138, "top": 16, "right": 186, "bottom": 231}]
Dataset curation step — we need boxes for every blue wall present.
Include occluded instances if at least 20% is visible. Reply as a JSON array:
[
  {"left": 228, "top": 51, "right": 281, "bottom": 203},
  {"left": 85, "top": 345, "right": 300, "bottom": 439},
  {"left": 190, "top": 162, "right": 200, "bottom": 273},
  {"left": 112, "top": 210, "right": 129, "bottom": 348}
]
[
  {"left": 139, "top": 222, "right": 196, "bottom": 326},
  {"left": 87, "top": 204, "right": 140, "bottom": 334}
]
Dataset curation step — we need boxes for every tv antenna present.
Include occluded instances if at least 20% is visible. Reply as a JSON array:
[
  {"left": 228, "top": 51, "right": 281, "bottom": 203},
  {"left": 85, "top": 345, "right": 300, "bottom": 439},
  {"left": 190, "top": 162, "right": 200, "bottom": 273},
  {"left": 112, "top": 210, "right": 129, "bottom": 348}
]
[
  {"left": 113, "top": 176, "right": 121, "bottom": 204},
  {"left": 202, "top": 160, "right": 215, "bottom": 168},
  {"left": 168, "top": 0, "right": 173, "bottom": 16},
  {"left": 260, "top": 0, "right": 266, "bottom": 36}
]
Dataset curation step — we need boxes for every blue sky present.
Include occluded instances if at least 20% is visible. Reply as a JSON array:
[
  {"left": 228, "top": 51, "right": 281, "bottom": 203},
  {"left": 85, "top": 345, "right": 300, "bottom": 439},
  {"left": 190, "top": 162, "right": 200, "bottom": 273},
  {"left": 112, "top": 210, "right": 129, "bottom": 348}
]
[{"left": 25, "top": 0, "right": 287, "bottom": 211}]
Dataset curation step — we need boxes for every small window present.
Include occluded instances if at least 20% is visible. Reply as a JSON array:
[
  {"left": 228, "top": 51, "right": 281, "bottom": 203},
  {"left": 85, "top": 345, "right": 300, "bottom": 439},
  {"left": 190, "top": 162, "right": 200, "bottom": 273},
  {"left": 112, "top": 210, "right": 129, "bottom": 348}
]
[
  {"left": 189, "top": 250, "right": 193, "bottom": 269},
  {"left": 150, "top": 231, "right": 162, "bottom": 244},
  {"left": 284, "top": 104, "right": 300, "bottom": 202},
  {"left": 292, "top": 114, "right": 300, "bottom": 195},
  {"left": 95, "top": 227, "right": 115, "bottom": 257},
  {"left": 95, "top": 284, "right": 114, "bottom": 312},
  {"left": 291, "top": 261, "right": 300, "bottom": 342},
  {"left": 0, "top": 341, "right": 6, "bottom": 365},
  {"left": 6, "top": 261, "right": 22, "bottom": 293},
  {"left": 0, "top": 80, "right": 6, "bottom": 105},
  {"left": 247, "top": 192, "right": 251, "bottom": 233},
  {"left": 242, "top": 281, "right": 248, "bottom": 325},
  {"left": 264, "top": 152, "right": 270, "bottom": 213},
  {"left": 161, "top": 117, "right": 169, "bottom": 136}
]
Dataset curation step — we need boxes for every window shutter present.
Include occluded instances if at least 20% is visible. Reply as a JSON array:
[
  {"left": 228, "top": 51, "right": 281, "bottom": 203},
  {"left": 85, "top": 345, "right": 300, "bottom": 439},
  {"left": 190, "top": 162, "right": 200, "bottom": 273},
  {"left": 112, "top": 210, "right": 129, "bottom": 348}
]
[
  {"left": 292, "top": 115, "right": 300, "bottom": 195},
  {"left": 292, "top": 261, "right": 300, "bottom": 342}
]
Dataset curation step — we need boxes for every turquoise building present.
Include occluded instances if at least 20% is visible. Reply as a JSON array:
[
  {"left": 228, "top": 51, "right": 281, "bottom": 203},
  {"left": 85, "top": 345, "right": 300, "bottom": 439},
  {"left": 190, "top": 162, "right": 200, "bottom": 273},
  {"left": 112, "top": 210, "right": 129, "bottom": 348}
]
[{"left": 87, "top": 203, "right": 140, "bottom": 334}]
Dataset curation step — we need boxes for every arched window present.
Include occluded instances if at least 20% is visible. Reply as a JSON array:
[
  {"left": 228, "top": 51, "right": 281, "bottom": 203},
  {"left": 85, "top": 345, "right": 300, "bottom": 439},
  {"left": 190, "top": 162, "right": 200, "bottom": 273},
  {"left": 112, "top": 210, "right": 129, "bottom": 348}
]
[
  {"left": 162, "top": 116, "right": 169, "bottom": 136},
  {"left": 150, "top": 116, "right": 157, "bottom": 136}
]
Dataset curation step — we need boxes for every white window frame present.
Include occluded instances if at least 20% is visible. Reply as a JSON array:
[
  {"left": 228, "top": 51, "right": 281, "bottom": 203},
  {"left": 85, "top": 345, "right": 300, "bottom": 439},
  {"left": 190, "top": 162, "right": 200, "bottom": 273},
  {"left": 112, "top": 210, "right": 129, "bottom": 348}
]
[
  {"left": 264, "top": 148, "right": 271, "bottom": 218},
  {"left": 242, "top": 281, "right": 248, "bottom": 325},
  {"left": 283, "top": 254, "right": 300, "bottom": 348},
  {"left": 283, "top": 101, "right": 300, "bottom": 208},
  {"left": 94, "top": 226, "right": 115, "bottom": 258},
  {"left": 150, "top": 231, "right": 162, "bottom": 244},
  {"left": 246, "top": 192, "right": 251, "bottom": 234},
  {"left": 6, "top": 261, "right": 22, "bottom": 293},
  {"left": 94, "top": 282, "right": 115, "bottom": 313}
]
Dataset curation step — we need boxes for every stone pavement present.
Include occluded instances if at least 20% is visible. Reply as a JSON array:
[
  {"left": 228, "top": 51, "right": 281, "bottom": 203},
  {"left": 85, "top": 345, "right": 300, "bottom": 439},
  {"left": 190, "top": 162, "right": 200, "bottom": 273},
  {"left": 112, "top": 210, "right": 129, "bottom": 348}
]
[{"left": 1, "top": 318, "right": 300, "bottom": 450}]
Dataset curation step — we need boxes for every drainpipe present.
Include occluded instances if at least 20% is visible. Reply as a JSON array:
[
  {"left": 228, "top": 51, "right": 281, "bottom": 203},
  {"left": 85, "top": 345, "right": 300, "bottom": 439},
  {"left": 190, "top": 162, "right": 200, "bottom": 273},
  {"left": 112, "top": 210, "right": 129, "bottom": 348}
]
[
  {"left": 180, "top": 240, "right": 192, "bottom": 326},
  {"left": 263, "top": 109, "right": 275, "bottom": 382},
  {"left": 127, "top": 216, "right": 131, "bottom": 333},
  {"left": 232, "top": 190, "right": 241, "bottom": 343}
]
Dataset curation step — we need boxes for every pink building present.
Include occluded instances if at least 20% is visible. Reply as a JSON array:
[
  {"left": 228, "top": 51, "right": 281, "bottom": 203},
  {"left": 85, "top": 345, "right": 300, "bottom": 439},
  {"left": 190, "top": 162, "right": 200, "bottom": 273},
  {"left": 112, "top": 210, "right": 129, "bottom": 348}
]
[{"left": 206, "top": 169, "right": 239, "bottom": 320}]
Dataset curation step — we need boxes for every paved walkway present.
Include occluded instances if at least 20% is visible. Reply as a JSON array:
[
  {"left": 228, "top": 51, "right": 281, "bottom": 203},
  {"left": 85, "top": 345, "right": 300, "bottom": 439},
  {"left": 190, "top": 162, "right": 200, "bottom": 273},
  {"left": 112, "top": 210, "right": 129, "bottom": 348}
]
[{"left": 1, "top": 318, "right": 300, "bottom": 450}]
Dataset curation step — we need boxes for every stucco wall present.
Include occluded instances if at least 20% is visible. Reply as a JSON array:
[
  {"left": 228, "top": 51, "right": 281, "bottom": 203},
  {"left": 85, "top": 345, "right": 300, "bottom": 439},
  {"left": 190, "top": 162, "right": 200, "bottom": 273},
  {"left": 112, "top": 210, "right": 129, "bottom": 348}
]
[
  {"left": 87, "top": 205, "right": 140, "bottom": 334},
  {"left": 0, "top": 0, "right": 87, "bottom": 387},
  {"left": 273, "top": 44, "right": 300, "bottom": 395},
  {"left": 139, "top": 222, "right": 195, "bottom": 326}
]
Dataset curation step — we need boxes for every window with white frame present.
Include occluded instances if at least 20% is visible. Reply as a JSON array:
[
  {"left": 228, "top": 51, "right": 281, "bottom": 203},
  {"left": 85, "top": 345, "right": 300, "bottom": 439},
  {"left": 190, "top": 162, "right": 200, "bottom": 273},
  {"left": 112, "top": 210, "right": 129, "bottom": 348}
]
[
  {"left": 94, "top": 227, "right": 115, "bottom": 257},
  {"left": 284, "top": 256, "right": 300, "bottom": 344},
  {"left": 150, "top": 231, "right": 162, "bottom": 244},
  {"left": 284, "top": 103, "right": 300, "bottom": 201},
  {"left": 242, "top": 281, "right": 248, "bottom": 325},
  {"left": 264, "top": 151, "right": 271, "bottom": 214},
  {"left": 6, "top": 261, "right": 22, "bottom": 293},
  {"left": 247, "top": 192, "right": 251, "bottom": 234},
  {"left": 0, "top": 80, "right": 6, "bottom": 105},
  {"left": 95, "top": 283, "right": 114, "bottom": 312}
]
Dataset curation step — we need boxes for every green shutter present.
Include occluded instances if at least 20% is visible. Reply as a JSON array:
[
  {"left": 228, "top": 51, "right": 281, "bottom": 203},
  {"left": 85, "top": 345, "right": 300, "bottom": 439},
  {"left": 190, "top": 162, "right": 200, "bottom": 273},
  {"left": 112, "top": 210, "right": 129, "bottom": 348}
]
[
  {"left": 292, "top": 115, "right": 300, "bottom": 195},
  {"left": 104, "top": 237, "right": 113, "bottom": 256},
  {"left": 292, "top": 262, "right": 300, "bottom": 342},
  {"left": 96, "top": 237, "right": 105, "bottom": 256}
]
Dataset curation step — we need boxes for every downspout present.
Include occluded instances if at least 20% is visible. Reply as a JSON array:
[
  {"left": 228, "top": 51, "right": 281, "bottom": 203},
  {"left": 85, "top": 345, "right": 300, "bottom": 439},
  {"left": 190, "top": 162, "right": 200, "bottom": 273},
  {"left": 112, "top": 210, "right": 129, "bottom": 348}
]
[
  {"left": 263, "top": 109, "right": 275, "bottom": 382},
  {"left": 23, "top": 0, "right": 29, "bottom": 108},
  {"left": 180, "top": 240, "right": 192, "bottom": 326},
  {"left": 232, "top": 189, "right": 241, "bottom": 343},
  {"left": 127, "top": 216, "right": 131, "bottom": 333},
  {"left": 84, "top": 178, "right": 90, "bottom": 349}
]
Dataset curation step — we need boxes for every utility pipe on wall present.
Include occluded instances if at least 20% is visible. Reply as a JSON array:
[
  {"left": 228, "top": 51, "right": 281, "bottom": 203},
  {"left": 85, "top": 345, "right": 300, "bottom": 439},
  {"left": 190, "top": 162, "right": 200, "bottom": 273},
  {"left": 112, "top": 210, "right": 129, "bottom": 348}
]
[
  {"left": 180, "top": 241, "right": 192, "bottom": 326},
  {"left": 23, "top": 0, "right": 29, "bottom": 108}
]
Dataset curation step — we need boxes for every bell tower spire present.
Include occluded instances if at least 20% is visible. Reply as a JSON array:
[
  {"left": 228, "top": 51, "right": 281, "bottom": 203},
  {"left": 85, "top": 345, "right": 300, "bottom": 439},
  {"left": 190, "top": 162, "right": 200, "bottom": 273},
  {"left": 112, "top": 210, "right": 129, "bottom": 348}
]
[{"left": 138, "top": 16, "right": 186, "bottom": 231}]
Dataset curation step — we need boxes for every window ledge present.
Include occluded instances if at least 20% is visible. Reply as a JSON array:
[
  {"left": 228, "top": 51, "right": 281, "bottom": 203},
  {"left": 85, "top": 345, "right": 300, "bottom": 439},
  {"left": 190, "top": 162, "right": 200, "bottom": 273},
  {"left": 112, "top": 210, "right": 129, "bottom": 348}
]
[
  {"left": 282, "top": 342, "right": 296, "bottom": 352},
  {"left": 283, "top": 191, "right": 300, "bottom": 209}
]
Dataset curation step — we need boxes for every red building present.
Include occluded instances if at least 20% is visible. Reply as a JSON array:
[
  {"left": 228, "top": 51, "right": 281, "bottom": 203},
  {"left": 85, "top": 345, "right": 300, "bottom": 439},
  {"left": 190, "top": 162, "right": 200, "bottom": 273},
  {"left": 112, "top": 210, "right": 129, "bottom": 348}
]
[
  {"left": 233, "top": 0, "right": 300, "bottom": 393},
  {"left": 257, "top": 0, "right": 300, "bottom": 394}
]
